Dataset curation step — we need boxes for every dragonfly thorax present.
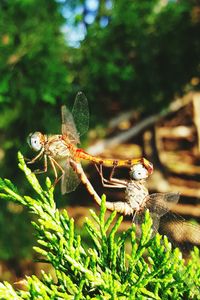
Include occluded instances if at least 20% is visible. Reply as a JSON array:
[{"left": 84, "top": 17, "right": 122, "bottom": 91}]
[
  {"left": 45, "top": 135, "right": 71, "bottom": 159},
  {"left": 125, "top": 180, "right": 149, "bottom": 211},
  {"left": 27, "top": 132, "right": 45, "bottom": 152}
]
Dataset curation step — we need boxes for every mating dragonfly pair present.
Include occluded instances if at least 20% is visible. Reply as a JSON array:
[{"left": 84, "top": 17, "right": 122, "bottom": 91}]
[{"left": 27, "top": 92, "right": 182, "bottom": 238}]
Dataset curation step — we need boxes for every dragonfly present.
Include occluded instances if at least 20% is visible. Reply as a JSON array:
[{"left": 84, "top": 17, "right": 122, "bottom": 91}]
[
  {"left": 70, "top": 160, "right": 200, "bottom": 250},
  {"left": 71, "top": 160, "right": 180, "bottom": 235},
  {"left": 27, "top": 92, "right": 153, "bottom": 194},
  {"left": 94, "top": 163, "right": 181, "bottom": 235}
]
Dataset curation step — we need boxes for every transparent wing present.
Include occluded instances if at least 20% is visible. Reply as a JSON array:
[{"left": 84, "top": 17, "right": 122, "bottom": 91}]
[
  {"left": 61, "top": 105, "right": 80, "bottom": 144},
  {"left": 61, "top": 160, "right": 80, "bottom": 194},
  {"left": 145, "top": 192, "right": 180, "bottom": 217},
  {"left": 135, "top": 192, "right": 200, "bottom": 253},
  {"left": 159, "top": 213, "right": 200, "bottom": 253},
  {"left": 135, "top": 211, "right": 161, "bottom": 238},
  {"left": 150, "top": 212, "right": 161, "bottom": 235},
  {"left": 72, "top": 91, "right": 89, "bottom": 137},
  {"left": 134, "top": 192, "right": 180, "bottom": 238}
]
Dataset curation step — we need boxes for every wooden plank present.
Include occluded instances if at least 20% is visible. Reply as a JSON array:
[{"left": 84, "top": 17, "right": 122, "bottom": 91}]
[{"left": 193, "top": 93, "right": 200, "bottom": 152}]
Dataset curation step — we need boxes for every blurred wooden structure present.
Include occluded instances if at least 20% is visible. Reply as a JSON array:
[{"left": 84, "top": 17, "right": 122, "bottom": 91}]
[
  {"left": 193, "top": 93, "right": 200, "bottom": 152},
  {"left": 87, "top": 91, "right": 200, "bottom": 203},
  {"left": 83, "top": 92, "right": 200, "bottom": 249},
  {"left": 152, "top": 92, "right": 200, "bottom": 200}
]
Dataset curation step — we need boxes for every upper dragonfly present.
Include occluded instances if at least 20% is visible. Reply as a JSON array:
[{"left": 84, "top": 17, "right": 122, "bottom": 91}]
[{"left": 27, "top": 92, "right": 153, "bottom": 194}]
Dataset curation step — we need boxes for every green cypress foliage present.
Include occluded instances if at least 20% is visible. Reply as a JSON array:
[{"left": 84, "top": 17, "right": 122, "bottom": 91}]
[{"left": 0, "top": 152, "right": 199, "bottom": 299}]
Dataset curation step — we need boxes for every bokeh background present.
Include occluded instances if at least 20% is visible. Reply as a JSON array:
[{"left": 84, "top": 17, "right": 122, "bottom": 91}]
[{"left": 0, "top": 0, "right": 200, "bottom": 282}]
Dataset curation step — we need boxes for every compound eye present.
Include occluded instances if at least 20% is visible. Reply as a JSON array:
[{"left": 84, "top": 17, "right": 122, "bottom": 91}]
[
  {"left": 130, "top": 164, "right": 149, "bottom": 180},
  {"left": 27, "top": 132, "right": 43, "bottom": 151}
]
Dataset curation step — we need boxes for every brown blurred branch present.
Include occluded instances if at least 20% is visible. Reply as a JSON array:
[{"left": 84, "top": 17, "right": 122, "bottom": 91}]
[
  {"left": 87, "top": 92, "right": 194, "bottom": 155},
  {"left": 156, "top": 126, "right": 195, "bottom": 140},
  {"left": 193, "top": 93, "right": 200, "bottom": 152}
]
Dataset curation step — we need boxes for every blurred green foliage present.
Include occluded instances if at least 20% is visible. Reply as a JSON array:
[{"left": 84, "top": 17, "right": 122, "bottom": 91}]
[
  {"left": 77, "top": 0, "right": 200, "bottom": 117},
  {"left": 0, "top": 0, "right": 71, "bottom": 264},
  {"left": 0, "top": 0, "right": 71, "bottom": 180},
  {"left": 0, "top": 0, "right": 200, "bottom": 265}
]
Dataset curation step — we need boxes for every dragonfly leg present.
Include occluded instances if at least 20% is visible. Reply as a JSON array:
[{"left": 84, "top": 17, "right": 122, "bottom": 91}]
[
  {"left": 95, "top": 164, "right": 114, "bottom": 187},
  {"left": 27, "top": 149, "right": 44, "bottom": 164},
  {"left": 132, "top": 210, "right": 137, "bottom": 222},
  {"left": 33, "top": 154, "right": 48, "bottom": 174},
  {"left": 49, "top": 157, "right": 65, "bottom": 186},
  {"left": 100, "top": 163, "right": 128, "bottom": 185},
  {"left": 104, "top": 163, "right": 127, "bottom": 186},
  {"left": 109, "top": 165, "right": 126, "bottom": 184},
  {"left": 109, "top": 164, "right": 116, "bottom": 180},
  {"left": 95, "top": 164, "right": 126, "bottom": 188}
]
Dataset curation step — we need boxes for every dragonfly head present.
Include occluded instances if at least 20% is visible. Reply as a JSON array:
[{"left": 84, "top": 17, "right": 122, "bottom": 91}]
[
  {"left": 27, "top": 132, "right": 45, "bottom": 152},
  {"left": 130, "top": 163, "right": 150, "bottom": 181}
]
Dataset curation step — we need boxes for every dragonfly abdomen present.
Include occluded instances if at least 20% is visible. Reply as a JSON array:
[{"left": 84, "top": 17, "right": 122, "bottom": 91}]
[{"left": 74, "top": 149, "right": 146, "bottom": 168}]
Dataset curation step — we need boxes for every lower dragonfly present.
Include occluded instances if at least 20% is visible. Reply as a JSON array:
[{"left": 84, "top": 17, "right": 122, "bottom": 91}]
[
  {"left": 96, "top": 163, "right": 181, "bottom": 235},
  {"left": 27, "top": 92, "right": 153, "bottom": 194},
  {"left": 70, "top": 159, "right": 180, "bottom": 236},
  {"left": 70, "top": 160, "right": 200, "bottom": 250}
]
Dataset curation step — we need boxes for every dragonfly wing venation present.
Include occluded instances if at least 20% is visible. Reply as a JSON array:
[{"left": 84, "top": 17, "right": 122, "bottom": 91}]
[
  {"left": 61, "top": 160, "right": 80, "bottom": 194},
  {"left": 61, "top": 105, "right": 80, "bottom": 144},
  {"left": 146, "top": 192, "right": 180, "bottom": 217},
  {"left": 135, "top": 192, "right": 200, "bottom": 252},
  {"left": 150, "top": 212, "right": 161, "bottom": 237},
  {"left": 134, "top": 211, "right": 161, "bottom": 238},
  {"left": 72, "top": 92, "right": 89, "bottom": 137},
  {"left": 159, "top": 213, "right": 200, "bottom": 248}
]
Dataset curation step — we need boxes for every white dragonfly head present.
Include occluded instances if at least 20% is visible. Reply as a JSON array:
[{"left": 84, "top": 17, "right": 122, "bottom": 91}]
[
  {"left": 129, "top": 163, "right": 149, "bottom": 180},
  {"left": 27, "top": 132, "right": 45, "bottom": 151}
]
